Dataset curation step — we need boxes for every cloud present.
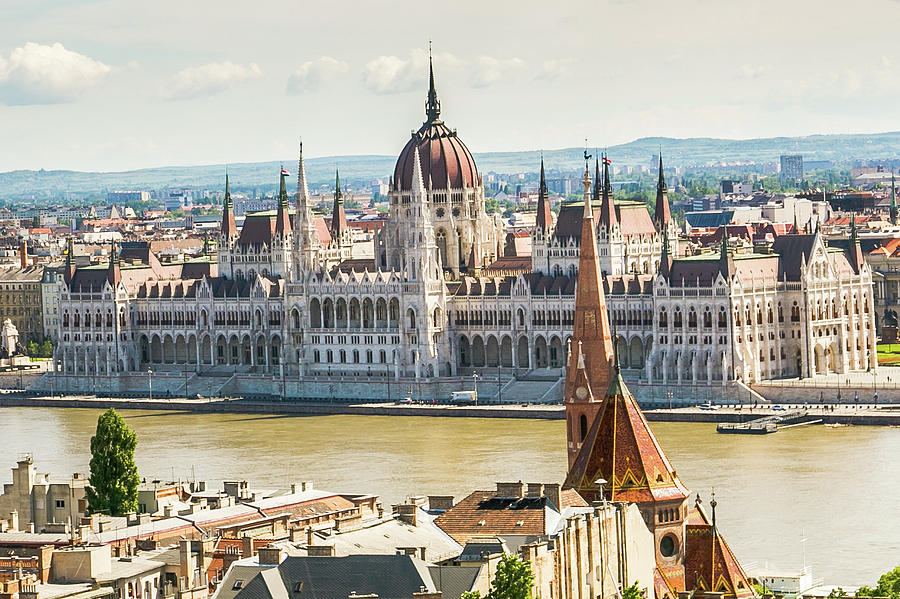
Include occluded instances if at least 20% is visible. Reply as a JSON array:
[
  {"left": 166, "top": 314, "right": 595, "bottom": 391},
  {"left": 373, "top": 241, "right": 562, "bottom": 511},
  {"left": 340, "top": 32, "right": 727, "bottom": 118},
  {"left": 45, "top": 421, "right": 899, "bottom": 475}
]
[
  {"left": 470, "top": 56, "right": 525, "bottom": 88},
  {"left": 363, "top": 49, "right": 462, "bottom": 94},
  {"left": 0, "top": 42, "right": 112, "bottom": 105},
  {"left": 535, "top": 58, "right": 574, "bottom": 82},
  {"left": 285, "top": 56, "right": 348, "bottom": 94},
  {"left": 164, "top": 61, "right": 261, "bottom": 100}
]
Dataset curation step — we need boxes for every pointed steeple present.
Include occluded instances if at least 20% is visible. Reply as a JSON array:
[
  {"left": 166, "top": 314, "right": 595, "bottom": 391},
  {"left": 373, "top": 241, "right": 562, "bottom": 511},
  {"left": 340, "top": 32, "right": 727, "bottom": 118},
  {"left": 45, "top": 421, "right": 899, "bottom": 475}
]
[
  {"left": 330, "top": 169, "right": 347, "bottom": 239},
  {"left": 275, "top": 167, "right": 292, "bottom": 236},
  {"left": 890, "top": 173, "right": 898, "bottom": 226},
  {"left": 425, "top": 44, "right": 441, "bottom": 122},
  {"left": 107, "top": 240, "right": 121, "bottom": 287},
  {"left": 296, "top": 141, "right": 310, "bottom": 206},
  {"left": 562, "top": 159, "right": 616, "bottom": 467},
  {"left": 655, "top": 152, "right": 672, "bottom": 230},
  {"left": 564, "top": 340, "right": 689, "bottom": 504},
  {"left": 848, "top": 212, "right": 865, "bottom": 274},
  {"left": 592, "top": 157, "right": 601, "bottom": 204},
  {"left": 600, "top": 154, "right": 617, "bottom": 228},
  {"left": 719, "top": 228, "right": 734, "bottom": 279},
  {"left": 221, "top": 173, "right": 237, "bottom": 239},
  {"left": 64, "top": 237, "right": 75, "bottom": 283},
  {"left": 536, "top": 158, "right": 553, "bottom": 233}
]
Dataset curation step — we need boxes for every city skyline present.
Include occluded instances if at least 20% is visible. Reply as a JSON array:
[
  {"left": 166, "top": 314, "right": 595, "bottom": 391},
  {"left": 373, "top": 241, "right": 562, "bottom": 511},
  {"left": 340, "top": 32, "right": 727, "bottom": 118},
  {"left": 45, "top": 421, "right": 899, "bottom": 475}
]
[{"left": 2, "top": 0, "right": 900, "bottom": 172}]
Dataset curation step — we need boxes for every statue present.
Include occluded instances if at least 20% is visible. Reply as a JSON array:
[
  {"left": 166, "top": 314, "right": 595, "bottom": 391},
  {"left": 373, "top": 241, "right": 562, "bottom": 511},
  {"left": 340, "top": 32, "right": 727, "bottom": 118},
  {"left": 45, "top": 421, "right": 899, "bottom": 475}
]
[{"left": 1, "top": 319, "right": 20, "bottom": 359}]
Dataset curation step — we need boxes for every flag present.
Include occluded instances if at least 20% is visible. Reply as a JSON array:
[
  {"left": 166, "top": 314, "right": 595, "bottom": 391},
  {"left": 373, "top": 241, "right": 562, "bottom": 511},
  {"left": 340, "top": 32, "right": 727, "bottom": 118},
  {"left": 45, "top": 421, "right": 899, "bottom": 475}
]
[
  {"left": 281, "top": 168, "right": 290, "bottom": 176},
  {"left": 602, "top": 157, "right": 612, "bottom": 165}
]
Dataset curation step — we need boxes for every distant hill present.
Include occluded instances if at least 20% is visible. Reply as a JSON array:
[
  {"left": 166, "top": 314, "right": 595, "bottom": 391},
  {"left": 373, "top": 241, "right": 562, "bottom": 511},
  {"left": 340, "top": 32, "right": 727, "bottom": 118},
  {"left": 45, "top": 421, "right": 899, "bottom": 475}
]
[{"left": 3, "top": 131, "right": 900, "bottom": 202}]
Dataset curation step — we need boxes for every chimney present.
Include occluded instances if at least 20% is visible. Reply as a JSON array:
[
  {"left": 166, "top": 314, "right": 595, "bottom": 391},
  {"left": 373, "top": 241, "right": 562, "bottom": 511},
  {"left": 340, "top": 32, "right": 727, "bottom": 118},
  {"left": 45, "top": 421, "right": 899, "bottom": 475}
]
[
  {"left": 394, "top": 504, "right": 418, "bottom": 526},
  {"left": 544, "top": 483, "right": 562, "bottom": 510},
  {"left": 163, "top": 505, "right": 175, "bottom": 518},
  {"left": 495, "top": 482, "right": 525, "bottom": 498},
  {"left": 525, "top": 484, "right": 544, "bottom": 498},
  {"left": 20, "top": 241, "right": 27, "bottom": 269},
  {"left": 257, "top": 547, "right": 282, "bottom": 566},
  {"left": 10, "top": 511, "right": 19, "bottom": 532},
  {"left": 427, "top": 496, "right": 454, "bottom": 511},
  {"left": 305, "top": 527, "right": 315, "bottom": 547},
  {"left": 241, "top": 536, "right": 253, "bottom": 558},
  {"left": 307, "top": 545, "right": 334, "bottom": 557}
]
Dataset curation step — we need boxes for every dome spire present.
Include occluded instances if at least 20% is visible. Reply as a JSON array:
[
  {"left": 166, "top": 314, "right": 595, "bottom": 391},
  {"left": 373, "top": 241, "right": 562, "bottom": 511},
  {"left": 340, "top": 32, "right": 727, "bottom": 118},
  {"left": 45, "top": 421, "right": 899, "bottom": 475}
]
[{"left": 425, "top": 41, "right": 441, "bottom": 122}]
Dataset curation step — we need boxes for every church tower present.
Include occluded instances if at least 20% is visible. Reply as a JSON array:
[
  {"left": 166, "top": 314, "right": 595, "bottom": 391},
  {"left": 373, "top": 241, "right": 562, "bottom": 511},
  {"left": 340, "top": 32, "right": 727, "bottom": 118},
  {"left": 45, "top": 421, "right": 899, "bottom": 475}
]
[
  {"left": 563, "top": 161, "right": 615, "bottom": 467},
  {"left": 531, "top": 158, "right": 553, "bottom": 275},
  {"left": 324, "top": 169, "right": 353, "bottom": 267}
]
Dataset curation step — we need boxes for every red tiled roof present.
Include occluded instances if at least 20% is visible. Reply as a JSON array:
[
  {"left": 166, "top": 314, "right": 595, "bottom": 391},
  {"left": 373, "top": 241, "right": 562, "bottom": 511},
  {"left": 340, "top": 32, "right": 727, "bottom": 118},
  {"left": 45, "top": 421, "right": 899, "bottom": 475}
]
[{"left": 565, "top": 370, "right": 690, "bottom": 504}]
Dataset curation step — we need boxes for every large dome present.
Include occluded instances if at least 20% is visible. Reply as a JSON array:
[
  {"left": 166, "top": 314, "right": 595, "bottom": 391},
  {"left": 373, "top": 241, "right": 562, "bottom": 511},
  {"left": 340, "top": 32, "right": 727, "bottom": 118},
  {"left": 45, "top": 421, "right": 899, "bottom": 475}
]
[{"left": 392, "top": 58, "right": 478, "bottom": 192}]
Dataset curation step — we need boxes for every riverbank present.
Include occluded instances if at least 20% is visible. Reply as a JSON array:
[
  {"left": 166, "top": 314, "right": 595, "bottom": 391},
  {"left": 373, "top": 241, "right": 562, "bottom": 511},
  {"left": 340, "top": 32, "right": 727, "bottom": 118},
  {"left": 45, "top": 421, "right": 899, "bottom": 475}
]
[{"left": 4, "top": 393, "right": 900, "bottom": 425}]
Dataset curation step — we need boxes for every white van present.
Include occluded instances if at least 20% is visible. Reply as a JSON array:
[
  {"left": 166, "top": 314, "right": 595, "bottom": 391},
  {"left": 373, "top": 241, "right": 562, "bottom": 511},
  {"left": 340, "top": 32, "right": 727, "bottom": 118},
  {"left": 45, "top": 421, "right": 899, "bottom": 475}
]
[{"left": 450, "top": 390, "right": 477, "bottom": 405}]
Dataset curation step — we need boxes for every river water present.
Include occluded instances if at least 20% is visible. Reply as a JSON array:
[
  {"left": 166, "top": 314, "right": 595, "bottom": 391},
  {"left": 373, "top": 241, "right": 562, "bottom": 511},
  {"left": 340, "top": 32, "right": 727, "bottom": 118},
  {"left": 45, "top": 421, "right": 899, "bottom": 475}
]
[{"left": 0, "top": 407, "right": 897, "bottom": 585}]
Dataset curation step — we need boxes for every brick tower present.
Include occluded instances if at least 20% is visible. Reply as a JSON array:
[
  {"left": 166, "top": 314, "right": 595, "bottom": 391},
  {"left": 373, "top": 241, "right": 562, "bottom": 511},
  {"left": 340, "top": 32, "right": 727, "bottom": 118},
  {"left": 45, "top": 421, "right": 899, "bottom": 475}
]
[{"left": 563, "top": 161, "right": 615, "bottom": 467}]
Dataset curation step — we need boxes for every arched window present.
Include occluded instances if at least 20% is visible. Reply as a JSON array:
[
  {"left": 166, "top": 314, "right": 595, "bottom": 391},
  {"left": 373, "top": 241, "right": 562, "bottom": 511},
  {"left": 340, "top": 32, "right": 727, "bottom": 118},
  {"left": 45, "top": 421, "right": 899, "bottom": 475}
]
[{"left": 579, "top": 414, "right": 588, "bottom": 441}]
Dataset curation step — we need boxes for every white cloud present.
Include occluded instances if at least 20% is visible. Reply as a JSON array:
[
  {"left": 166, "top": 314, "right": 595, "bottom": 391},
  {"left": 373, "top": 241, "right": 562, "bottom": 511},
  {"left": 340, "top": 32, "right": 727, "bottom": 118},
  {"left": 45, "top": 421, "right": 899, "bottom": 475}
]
[
  {"left": 535, "top": 58, "right": 573, "bottom": 82},
  {"left": 164, "top": 61, "right": 261, "bottom": 100},
  {"left": 286, "top": 56, "right": 348, "bottom": 94},
  {"left": 0, "top": 42, "right": 112, "bottom": 105},
  {"left": 470, "top": 56, "right": 524, "bottom": 88},
  {"left": 363, "top": 49, "right": 462, "bottom": 94}
]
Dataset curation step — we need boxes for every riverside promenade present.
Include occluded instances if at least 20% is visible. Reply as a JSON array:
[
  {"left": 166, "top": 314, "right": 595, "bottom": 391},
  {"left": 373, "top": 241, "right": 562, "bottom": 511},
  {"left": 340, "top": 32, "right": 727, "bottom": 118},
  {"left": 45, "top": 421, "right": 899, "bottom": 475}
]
[{"left": 3, "top": 392, "right": 900, "bottom": 425}]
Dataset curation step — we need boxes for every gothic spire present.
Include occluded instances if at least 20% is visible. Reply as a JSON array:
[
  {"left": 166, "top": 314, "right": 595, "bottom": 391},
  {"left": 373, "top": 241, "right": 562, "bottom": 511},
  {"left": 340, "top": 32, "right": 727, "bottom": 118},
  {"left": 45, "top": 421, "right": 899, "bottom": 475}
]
[
  {"left": 891, "top": 173, "right": 898, "bottom": 226},
  {"left": 330, "top": 168, "right": 347, "bottom": 239},
  {"left": 600, "top": 154, "right": 617, "bottom": 228},
  {"left": 296, "top": 140, "right": 310, "bottom": 206},
  {"left": 107, "top": 240, "right": 121, "bottom": 287},
  {"left": 425, "top": 44, "right": 441, "bottom": 122},
  {"left": 221, "top": 173, "right": 237, "bottom": 239},
  {"left": 275, "top": 167, "right": 291, "bottom": 236},
  {"left": 536, "top": 157, "right": 552, "bottom": 233},
  {"left": 654, "top": 152, "right": 672, "bottom": 230},
  {"left": 659, "top": 225, "right": 672, "bottom": 278}
]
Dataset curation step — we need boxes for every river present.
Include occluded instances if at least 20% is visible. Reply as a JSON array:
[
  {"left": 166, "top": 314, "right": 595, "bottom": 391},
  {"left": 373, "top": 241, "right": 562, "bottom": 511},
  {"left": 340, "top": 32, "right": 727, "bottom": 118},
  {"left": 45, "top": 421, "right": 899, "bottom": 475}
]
[{"left": 0, "top": 407, "right": 897, "bottom": 585}]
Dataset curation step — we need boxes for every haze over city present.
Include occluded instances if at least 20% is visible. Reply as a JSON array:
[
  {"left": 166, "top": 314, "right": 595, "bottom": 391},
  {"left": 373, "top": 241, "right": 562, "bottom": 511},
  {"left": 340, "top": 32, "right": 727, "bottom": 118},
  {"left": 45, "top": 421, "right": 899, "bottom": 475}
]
[{"left": 2, "top": 0, "right": 900, "bottom": 171}]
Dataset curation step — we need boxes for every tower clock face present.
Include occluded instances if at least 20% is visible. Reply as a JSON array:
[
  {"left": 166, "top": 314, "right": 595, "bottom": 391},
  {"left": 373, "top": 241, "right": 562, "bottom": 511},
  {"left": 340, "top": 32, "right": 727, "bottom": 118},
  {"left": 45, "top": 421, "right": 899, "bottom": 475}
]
[{"left": 576, "top": 386, "right": 588, "bottom": 400}]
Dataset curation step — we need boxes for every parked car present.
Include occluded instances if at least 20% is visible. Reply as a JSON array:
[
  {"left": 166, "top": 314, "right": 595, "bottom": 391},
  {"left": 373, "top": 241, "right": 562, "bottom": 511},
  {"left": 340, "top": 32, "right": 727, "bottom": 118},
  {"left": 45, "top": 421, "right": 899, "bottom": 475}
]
[{"left": 772, "top": 405, "right": 786, "bottom": 411}]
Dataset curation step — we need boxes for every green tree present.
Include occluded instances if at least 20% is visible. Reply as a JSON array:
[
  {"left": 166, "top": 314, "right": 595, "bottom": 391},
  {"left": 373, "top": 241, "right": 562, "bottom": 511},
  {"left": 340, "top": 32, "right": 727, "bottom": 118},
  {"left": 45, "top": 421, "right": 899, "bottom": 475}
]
[
  {"left": 622, "top": 582, "right": 644, "bottom": 599},
  {"left": 857, "top": 564, "right": 900, "bottom": 599},
  {"left": 39, "top": 339, "right": 53, "bottom": 358},
  {"left": 488, "top": 553, "right": 534, "bottom": 599},
  {"left": 86, "top": 409, "right": 140, "bottom": 516},
  {"left": 26, "top": 340, "right": 39, "bottom": 357}
]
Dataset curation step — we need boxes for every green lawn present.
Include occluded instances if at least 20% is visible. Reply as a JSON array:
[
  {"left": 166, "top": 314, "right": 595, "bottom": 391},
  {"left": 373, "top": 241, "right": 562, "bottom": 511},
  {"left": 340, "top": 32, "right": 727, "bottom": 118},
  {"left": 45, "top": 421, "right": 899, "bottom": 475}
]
[{"left": 877, "top": 343, "right": 900, "bottom": 365}]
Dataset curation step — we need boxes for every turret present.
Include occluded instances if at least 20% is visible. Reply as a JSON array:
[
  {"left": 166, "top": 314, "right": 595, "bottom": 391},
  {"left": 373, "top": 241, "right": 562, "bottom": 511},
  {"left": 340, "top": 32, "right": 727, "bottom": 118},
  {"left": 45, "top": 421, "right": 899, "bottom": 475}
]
[
  {"left": 599, "top": 154, "right": 617, "bottom": 229},
  {"left": 536, "top": 158, "right": 553, "bottom": 233},
  {"left": 719, "top": 228, "right": 734, "bottom": 278},
  {"left": 330, "top": 169, "right": 347, "bottom": 240},
  {"left": 275, "top": 167, "right": 291, "bottom": 236}
]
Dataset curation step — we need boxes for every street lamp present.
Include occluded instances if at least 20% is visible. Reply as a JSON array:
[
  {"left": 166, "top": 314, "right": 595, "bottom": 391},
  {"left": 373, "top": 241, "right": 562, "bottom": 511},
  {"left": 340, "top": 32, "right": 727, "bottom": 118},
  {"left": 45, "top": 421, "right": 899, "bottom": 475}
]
[
  {"left": 594, "top": 477, "right": 608, "bottom": 505},
  {"left": 472, "top": 372, "right": 479, "bottom": 406},
  {"left": 148, "top": 368, "right": 153, "bottom": 402}
]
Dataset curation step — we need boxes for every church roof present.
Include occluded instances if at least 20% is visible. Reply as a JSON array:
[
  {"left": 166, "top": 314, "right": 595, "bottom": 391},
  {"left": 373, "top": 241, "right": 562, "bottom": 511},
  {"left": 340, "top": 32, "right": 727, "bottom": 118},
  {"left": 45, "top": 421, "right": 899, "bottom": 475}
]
[
  {"left": 238, "top": 213, "right": 277, "bottom": 246},
  {"left": 564, "top": 368, "right": 690, "bottom": 504},
  {"left": 683, "top": 503, "right": 755, "bottom": 598},
  {"left": 552, "top": 200, "right": 656, "bottom": 243}
]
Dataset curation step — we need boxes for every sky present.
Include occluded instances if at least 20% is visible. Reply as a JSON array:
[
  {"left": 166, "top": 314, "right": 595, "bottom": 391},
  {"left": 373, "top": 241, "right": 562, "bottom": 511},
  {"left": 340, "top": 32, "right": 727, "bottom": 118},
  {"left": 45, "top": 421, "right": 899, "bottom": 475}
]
[{"left": 1, "top": 0, "right": 900, "bottom": 172}]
